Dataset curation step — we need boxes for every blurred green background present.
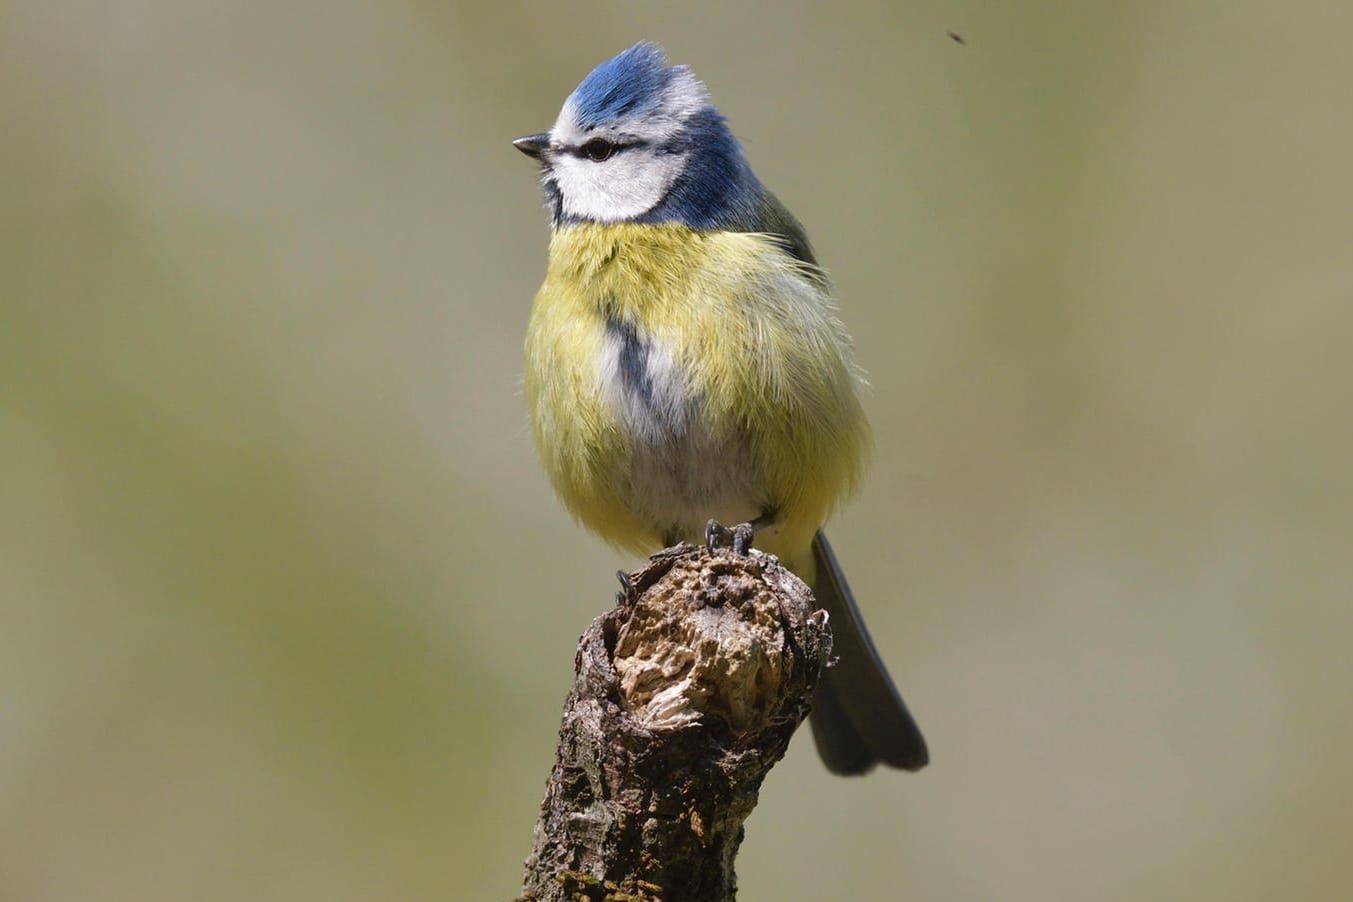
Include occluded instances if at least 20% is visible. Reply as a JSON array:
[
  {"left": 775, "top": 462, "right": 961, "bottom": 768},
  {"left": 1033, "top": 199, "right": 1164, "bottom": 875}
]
[{"left": 4, "top": 1, "right": 1351, "bottom": 899}]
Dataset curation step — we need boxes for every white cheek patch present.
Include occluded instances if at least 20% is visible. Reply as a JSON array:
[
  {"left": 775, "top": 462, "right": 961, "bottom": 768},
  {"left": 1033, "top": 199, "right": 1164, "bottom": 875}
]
[
  {"left": 553, "top": 150, "right": 686, "bottom": 222},
  {"left": 548, "top": 96, "right": 692, "bottom": 223}
]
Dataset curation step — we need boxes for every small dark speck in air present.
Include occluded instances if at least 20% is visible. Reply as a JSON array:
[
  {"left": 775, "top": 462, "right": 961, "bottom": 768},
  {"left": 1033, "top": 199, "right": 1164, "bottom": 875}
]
[{"left": 947, "top": 31, "right": 967, "bottom": 45}]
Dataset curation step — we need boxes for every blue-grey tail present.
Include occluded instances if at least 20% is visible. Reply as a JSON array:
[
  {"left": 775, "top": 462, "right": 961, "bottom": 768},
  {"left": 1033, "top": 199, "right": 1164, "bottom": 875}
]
[{"left": 808, "top": 531, "right": 929, "bottom": 775}]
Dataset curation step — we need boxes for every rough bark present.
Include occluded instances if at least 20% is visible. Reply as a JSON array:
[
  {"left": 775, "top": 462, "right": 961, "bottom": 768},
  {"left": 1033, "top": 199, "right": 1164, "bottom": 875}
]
[{"left": 519, "top": 542, "right": 831, "bottom": 902}]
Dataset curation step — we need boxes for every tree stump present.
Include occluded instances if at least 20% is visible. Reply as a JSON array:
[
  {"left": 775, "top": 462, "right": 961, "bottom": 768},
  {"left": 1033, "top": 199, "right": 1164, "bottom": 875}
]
[{"left": 519, "top": 542, "right": 832, "bottom": 902}]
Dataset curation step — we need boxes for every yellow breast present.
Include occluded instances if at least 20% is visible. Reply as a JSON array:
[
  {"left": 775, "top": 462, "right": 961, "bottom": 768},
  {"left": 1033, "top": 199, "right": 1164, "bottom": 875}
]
[{"left": 523, "top": 222, "right": 870, "bottom": 560}]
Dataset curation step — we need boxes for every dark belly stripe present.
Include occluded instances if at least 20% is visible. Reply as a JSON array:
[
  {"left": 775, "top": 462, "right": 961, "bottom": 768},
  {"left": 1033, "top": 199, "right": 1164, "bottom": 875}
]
[{"left": 605, "top": 315, "right": 656, "bottom": 413}]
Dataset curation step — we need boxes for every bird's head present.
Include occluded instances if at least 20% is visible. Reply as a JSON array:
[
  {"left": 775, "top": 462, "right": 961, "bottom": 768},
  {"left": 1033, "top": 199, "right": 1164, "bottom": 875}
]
[{"left": 514, "top": 42, "right": 759, "bottom": 228}]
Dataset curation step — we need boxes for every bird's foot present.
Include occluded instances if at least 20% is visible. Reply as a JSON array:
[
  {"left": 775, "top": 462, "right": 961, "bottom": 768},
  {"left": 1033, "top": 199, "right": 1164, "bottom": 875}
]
[{"left": 704, "top": 519, "right": 756, "bottom": 555}]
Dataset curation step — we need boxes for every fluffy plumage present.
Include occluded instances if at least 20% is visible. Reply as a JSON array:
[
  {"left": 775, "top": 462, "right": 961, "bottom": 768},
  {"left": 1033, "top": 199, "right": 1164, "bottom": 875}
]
[
  {"left": 564, "top": 42, "right": 706, "bottom": 132},
  {"left": 525, "top": 223, "right": 864, "bottom": 561},
  {"left": 517, "top": 43, "right": 927, "bottom": 774}
]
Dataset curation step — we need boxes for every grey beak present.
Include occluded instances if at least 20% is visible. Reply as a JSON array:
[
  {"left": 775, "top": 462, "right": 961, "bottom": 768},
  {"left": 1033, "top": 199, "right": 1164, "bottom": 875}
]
[{"left": 512, "top": 133, "right": 551, "bottom": 160}]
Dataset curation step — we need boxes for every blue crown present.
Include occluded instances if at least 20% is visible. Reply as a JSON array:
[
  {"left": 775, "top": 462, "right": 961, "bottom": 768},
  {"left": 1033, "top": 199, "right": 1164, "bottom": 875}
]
[{"left": 567, "top": 42, "right": 681, "bottom": 129}]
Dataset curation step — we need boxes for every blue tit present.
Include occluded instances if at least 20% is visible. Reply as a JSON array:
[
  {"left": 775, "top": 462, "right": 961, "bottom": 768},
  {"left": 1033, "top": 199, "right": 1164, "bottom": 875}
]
[{"left": 514, "top": 42, "right": 927, "bottom": 775}]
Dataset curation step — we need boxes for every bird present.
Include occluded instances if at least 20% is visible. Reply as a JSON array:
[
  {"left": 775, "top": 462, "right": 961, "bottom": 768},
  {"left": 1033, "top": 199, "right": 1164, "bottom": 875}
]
[{"left": 513, "top": 42, "right": 927, "bottom": 775}]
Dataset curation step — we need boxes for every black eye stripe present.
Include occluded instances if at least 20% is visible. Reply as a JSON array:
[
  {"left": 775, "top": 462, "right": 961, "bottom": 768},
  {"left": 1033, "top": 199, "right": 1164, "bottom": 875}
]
[{"left": 573, "top": 139, "right": 646, "bottom": 161}]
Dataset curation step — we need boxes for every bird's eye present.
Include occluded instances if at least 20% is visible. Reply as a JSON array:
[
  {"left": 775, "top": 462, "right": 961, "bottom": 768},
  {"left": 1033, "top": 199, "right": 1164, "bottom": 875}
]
[{"left": 581, "top": 139, "right": 616, "bottom": 162}]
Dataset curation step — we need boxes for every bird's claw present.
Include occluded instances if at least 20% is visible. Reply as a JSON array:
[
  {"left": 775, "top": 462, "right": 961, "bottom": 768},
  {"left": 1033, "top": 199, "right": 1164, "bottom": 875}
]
[
  {"left": 704, "top": 519, "right": 756, "bottom": 555},
  {"left": 729, "top": 522, "right": 755, "bottom": 555}
]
